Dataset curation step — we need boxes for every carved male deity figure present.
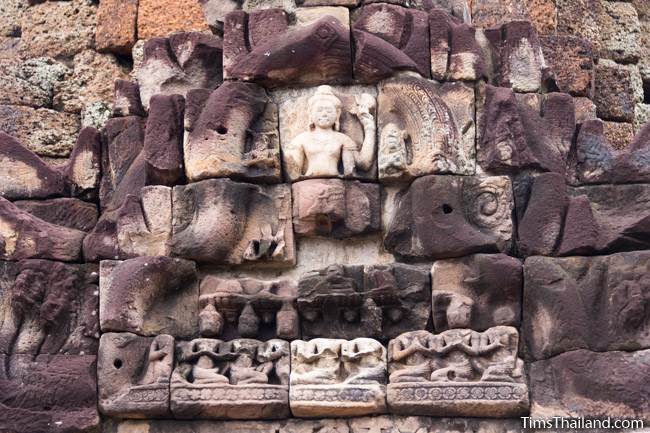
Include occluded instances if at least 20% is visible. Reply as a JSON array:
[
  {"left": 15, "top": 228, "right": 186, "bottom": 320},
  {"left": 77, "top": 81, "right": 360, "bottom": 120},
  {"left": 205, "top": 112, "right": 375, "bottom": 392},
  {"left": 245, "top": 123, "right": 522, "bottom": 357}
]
[
  {"left": 291, "top": 339, "right": 343, "bottom": 385},
  {"left": 289, "top": 86, "right": 375, "bottom": 178},
  {"left": 341, "top": 338, "right": 386, "bottom": 384}
]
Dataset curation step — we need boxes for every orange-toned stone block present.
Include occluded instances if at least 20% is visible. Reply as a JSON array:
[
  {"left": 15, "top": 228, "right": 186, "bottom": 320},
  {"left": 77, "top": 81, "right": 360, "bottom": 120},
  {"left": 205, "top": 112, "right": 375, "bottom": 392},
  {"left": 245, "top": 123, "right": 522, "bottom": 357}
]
[
  {"left": 96, "top": 0, "right": 137, "bottom": 54},
  {"left": 137, "top": 0, "right": 209, "bottom": 39}
]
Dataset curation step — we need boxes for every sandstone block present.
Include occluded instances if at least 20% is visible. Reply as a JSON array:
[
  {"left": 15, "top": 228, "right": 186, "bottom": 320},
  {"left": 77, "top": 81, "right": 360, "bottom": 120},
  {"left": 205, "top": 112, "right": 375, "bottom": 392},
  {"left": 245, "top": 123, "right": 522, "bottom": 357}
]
[
  {"left": 478, "top": 86, "right": 575, "bottom": 175},
  {"left": 387, "top": 327, "right": 528, "bottom": 417},
  {"left": 573, "top": 96, "right": 597, "bottom": 124},
  {"left": 138, "top": 0, "right": 210, "bottom": 39},
  {"left": 0, "top": 197, "right": 86, "bottom": 262},
  {"left": 184, "top": 82, "right": 281, "bottom": 183},
  {"left": 431, "top": 254, "right": 522, "bottom": 333},
  {"left": 470, "top": 0, "right": 528, "bottom": 28},
  {"left": 384, "top": 175, "right": 514, "bottom": 259},
  {"left": 96, "top": 0, "right": 138, "bottom": 55},
  {"left": 99, "top": 256, "right": 198, "bottom": 338},
  {"left": 13, "top": 198, "right": 97, "bottom": 232},
  {"left": 224, "top": 8, "right": 353, "bottom": 87},
  {"left": 378, "top": 75, "right": 475, "bottom": 180},
  {"left": 292, "top": 179, "right": 380, "bottom": 238},
  {"left": 66, "top": 126, "right": 102, "bottom": 200},
  {"left": 352, "top": 4, "right": 430, "bottom": 82},
  {"left": 290, "top": 338, "right": 387, "bottom": 417},
  {"left": 275, "top": 85, "right": 377, "bottom": 182},
  {"left": 530, "top": 349, "right": 650, "bottom": 421},
  {"left": 298, "top": 264, "right": 431, "bottom": 341},
  {"left": 429, "top": 11, "right": 484, "bottom": 81},
  {"left": 98, "top": 333, "right": 174, "bottom": 418},
  {"left": 199, "top": 276, "right": 299, "bottom": 340},
  {"left": 0, "top": 354, "right": 98, "bottom": 433},
  {"left": 523, "top": 252, "right": 650, "bottom": 360},
  {"left": 113, "top": 80, "right": 145, "bottom": 118},
  {"left": 0, "top": 260, "right": 98, "bottom": 356},
  {"left": 171, "top": 338, "right": 290, "bottom": 419},
  {"left": 171, "top": 179, "right": 295, "bottom": 266},
  {"left": 0, "top": 132, "right": 68, "bottom": 200},
  {"left": 135, "top": 33, "right": 223, "bottom": 111}
]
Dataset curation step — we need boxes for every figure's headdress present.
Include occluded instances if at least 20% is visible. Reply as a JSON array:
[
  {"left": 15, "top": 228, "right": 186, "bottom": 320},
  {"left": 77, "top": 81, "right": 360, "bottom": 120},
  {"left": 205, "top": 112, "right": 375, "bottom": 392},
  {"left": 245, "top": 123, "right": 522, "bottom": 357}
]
[{"left": 308, "top": 85, "right": 342, "bottom": 131}]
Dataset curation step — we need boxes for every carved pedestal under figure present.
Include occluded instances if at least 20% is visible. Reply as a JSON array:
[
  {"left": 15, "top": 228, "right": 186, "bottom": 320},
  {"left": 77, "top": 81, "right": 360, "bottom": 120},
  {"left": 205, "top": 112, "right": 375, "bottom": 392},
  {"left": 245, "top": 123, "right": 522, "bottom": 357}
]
[
  {"left": 290, "top": 338, "right": 387, "bottom": 417},
  {"left": 386, "top": 327, "right": 529, "bottom": 417},
  {"left": 170, "top": 338, "right": 290, "bottom": 419},
  {"left": 98, "top": 333, "right": 175, "bottom": 418}
]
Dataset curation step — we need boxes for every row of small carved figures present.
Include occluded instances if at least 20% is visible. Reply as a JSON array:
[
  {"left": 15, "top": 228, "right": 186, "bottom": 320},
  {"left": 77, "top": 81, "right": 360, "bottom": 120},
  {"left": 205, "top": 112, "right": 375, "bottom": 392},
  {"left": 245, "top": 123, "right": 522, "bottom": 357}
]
[{"left": 105, "top": 326, "right": 524, "bottom": 390}]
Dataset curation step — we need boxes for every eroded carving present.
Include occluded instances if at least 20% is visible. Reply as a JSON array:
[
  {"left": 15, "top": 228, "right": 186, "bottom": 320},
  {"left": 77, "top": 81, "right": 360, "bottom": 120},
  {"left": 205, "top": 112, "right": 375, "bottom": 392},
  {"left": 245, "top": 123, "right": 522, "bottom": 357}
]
[
  {"left": 431, "top": 254, "right": 522, "bottom": 332},
  {"left": 199, "top": 276, "right": 299, "bottom": 340},
  {"left": 290, "top": 338, "right": 387, "bottom": 417},
  {"left": 171, "top": 179, "right": 294, "bottom": 266},
  {"left": 298, "top": 264, "right": 430, "bottom": 341},
  {"left": 275, "top": 85, "right": 377, "bottom": 182},
  {"left": 292, "top": 179, "right": 380, "bottom": 238},
  {"left": 378, "top": 75, "right": 475, "bottom": 180},
  {"left": 98, "top": 333, "right": 174, "bottom": 418},
  {"left": 99, "top": 256, "right": 198, "bottom": 338},
  {"left": 387, "top": 327, "right": 529, "bottom": 417},
  {"left": 184, "top": 82, "right": 281, "bottom": 183},
  {"left": 384, "top": 175, "right": 513, "bottom": 259},
  {"left": 170, "top": 338, "right": 290, "bottom": 419}
]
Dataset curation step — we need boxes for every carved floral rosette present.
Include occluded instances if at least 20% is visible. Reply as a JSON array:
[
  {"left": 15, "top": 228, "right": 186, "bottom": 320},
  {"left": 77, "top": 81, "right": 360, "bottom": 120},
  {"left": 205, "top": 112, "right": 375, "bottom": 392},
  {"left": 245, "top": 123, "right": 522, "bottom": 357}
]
[
  {"left": 386, "top": 328, "right": 529, "bottom": 417},
  {"left": 169, "top": 338, "right": 290, "bottom": 419}
]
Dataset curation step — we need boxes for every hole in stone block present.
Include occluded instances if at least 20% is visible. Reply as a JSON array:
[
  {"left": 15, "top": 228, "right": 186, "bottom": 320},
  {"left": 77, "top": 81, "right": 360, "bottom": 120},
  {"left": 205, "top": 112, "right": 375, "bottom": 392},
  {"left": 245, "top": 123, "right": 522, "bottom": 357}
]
[
  {"left": 644, "top": 81, "right": 650, "bottom": 104},
  {"left": 442, "top": 204, "right": 453, "bottom": 214},
  {"left": 217, "top": 125, "right": 228, "bottom": 135},
  {"left": 113, "top": 359, "right": 123, "bottom": 369}
]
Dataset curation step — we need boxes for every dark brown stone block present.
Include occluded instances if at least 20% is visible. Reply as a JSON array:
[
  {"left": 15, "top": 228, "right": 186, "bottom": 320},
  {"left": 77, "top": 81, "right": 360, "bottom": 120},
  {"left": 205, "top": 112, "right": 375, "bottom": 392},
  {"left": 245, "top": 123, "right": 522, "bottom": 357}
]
[
  {"left": 224, "top": 9, "right": 353, "bottom": 87},
  {"left": 13, "top": 198, "right": 97, "bottom": 232},
  {"left": 594, "top": 61, "right": 638, "bottom": 122},
  {"left": 99, "top": 256, "right": 198, "bottom": 338},
  {"left": 541, "top": 34, "right": 595, "bottom": 97},
  {"left": 431, "top": 254, "right": 522, "bottom": 333},
  {"left": 0, "top": 354, "right": 98, "bottom": 433},
  {"left": 0, "top": 260, "right": 99, "bottom": 356},
  {"left": 384, "top": 175, "right": 513, "bottom": 260},
  {"left": 135, "top": 32, "right": 223, "bottom": 110},
  {"left": 66, "top": 126, "right": 102, "bottom": 201},
  {"left": 113, "top": 79, "right": 145, "bottom": 118},
  {"left": 0, "top": 132, "right": 67, "bottom": 200},
  {"left": 171, "top": 179, "right": 294, "bottom": 266},
  {"left": 184, "top": 81, "right": 281, "bottom": 183},
  {"left": 297, "top": 264, "right": 431, "bottom": 341},
  {"left": 352, "top": 4, "right": 430, "bottom": 82},
  {"left": 523, "top": 252, "right": 650, "bottom": 360},
  {"left": 530, "top": 349, "right": 650, "bottom": 421}
]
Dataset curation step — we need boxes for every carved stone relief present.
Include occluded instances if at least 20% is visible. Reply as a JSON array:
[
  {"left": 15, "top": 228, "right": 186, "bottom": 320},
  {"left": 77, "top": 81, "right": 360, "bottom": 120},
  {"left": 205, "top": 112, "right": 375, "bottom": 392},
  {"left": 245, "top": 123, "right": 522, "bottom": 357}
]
[
  {"left": 0, "top": 260, "right": 99, "bottom": 356},
  {"left": 290, "top": 338, "right": 387, "bottom": 417},
  {"left": 377, "top": 75, "right": 476, "bottom": 180},
  {"left": 199, "top": 276, "right": 299, "bottom": 341},
  {"left": 274, "top": 85, "right": 377, "bottom": 182},
  {"left": 171, "top": 338, "right": 290, "bottom": 419},
  {"left": 431, "top": 254, "right": 522, "bottom": 332},
  {"left": 523, "top": 251, "right": 650, "bottom": 360},
  {"left": 183, "top": 82, "right": 281, "bottom": 183},
  {"left": 387, "top": 327, "right": 529, "bottom": 417},
  {"left": 223, "top": 8, "right": 352, "bottom": 87},
  {"left": 297, "top": 264, "right": 431, "bottom": 341},
  {"left": 384, "top": 175, "right": 513, "bottom": 259},
  {"left": 98, "top": 333, "right": 174, "bottom": 418},
  {"left": 292, "top": 179, "right": 381, "bottom": 238},
  {"left": 99, "top": 256, "right": 198, "bottom": 338},
  {"left": 171, "top": 179, "right": 295, "bottom": 266}
]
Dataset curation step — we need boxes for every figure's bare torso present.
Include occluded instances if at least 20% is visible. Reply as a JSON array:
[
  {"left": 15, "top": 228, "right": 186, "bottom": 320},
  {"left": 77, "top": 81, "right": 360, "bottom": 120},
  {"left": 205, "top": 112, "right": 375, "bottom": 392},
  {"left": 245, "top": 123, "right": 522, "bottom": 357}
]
[{"left": 293, "top": 130, "right": 356, "bottom": 177}]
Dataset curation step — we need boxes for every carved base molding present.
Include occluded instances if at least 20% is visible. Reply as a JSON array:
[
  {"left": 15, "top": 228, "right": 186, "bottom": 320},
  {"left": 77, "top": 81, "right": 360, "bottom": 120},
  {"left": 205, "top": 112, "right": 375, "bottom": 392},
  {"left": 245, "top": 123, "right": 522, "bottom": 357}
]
[
  {"left": 387, "top": 382, "right": 529, "bottom": 417},
  {"left": 100, "top": 383, "right": 170, "bottom": 418},
  {"left": 290, "top": 384, "right": 387, "bottom": 417},
  {"left": 170, "top": 383, "right": 289, "bottom": 419}
]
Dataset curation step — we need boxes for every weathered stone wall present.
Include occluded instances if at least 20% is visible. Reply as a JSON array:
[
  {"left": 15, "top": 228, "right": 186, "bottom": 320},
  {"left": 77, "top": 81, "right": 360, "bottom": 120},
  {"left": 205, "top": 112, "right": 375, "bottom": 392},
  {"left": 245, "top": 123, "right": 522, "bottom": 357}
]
[{"left": 0, "top": 1, "right": 649, "bottom": 432}]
